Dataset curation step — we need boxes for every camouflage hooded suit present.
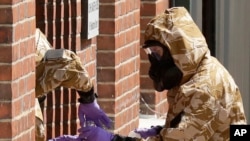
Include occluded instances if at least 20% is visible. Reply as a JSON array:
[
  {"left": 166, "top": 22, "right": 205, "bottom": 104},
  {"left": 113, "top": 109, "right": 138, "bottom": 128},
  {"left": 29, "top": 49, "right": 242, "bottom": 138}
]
[{"left": 143, "top": 7, "right": 247, "bottom": 141}]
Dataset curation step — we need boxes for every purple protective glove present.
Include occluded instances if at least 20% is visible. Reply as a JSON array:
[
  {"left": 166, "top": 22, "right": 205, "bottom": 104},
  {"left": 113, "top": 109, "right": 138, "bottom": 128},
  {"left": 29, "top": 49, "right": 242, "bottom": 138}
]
[
  {"left": 48, "top": 135, "right": 81, "bottom": 141},
  {"left": 134, "top": 126, "right": 163, "bottom": 139},
  {"left": 78, "top": 100, "right": 111, "bottom": 129},
  {"left": 78, "top": 126, "right": 114, "bottom": 141}
]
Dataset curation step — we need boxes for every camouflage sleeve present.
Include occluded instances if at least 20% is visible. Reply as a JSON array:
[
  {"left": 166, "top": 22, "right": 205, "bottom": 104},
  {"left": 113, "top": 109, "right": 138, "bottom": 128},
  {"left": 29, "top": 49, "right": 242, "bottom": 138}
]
[
  {"left": 35, "top": 49, "right": 93, "bottom": 97},
  {"left": 159, "top": 92, "right": 224, "bottom": 140}
]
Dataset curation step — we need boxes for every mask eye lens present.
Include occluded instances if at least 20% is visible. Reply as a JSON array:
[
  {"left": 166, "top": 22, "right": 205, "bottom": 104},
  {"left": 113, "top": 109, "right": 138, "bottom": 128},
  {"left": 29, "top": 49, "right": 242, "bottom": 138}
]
[
  {"left": 144, "top": 48, "right": 152, "bottom": 55},
  {"left": 144, "top": 48, "right": 161, "bottom": 61}
]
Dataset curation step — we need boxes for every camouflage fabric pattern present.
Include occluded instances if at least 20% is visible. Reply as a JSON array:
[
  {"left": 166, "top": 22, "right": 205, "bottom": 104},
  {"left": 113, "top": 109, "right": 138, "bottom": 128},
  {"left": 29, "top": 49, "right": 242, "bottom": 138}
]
[
  {"left": 35, "top": 49, "right": 93, "bottom": 97},
  {"left": 35, "top": 29, "right": 93, "bottom": 97},
  {"left": 35, "top": 98, "right": 45, "bottom": 141},
  {"left": 35, "top": 29, "right": 52, "bottom": 65},
  {"left": 143, "top": 7, "right": 247, "bottom": 141}
]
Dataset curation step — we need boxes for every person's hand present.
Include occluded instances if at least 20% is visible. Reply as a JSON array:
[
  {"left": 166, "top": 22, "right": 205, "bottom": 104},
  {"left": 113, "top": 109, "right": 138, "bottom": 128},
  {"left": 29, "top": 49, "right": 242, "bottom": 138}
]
[
  {"left": 78, "top": 126, "right": 114, "bottom": 141},
  {"left": 134, "top": 126, "right": 163, "bottom": 139},
  {"left": 78, "top": 100, "right": 111, "bottom": 129},
  {"left": 48, "top": 135, "right": 81, "bottom": 141}
]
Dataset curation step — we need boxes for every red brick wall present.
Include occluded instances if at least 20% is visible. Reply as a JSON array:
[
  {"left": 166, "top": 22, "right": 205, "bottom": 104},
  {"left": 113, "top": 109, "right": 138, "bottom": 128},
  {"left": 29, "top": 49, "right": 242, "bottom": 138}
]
[
  {"left": 0, "top": 0, "right": 36, "bottom": 141},
  {"left": 97, "top": 0, "right": 141, "bottom": 136},
  {"left": 140, "top": 0, "right": 169, "bottom": 118}
]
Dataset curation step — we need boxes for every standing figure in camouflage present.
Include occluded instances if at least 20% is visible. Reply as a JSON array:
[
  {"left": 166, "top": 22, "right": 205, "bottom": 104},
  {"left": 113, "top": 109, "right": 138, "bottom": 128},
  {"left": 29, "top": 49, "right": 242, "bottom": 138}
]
[
  {"left": 34, "top": 29, "right": 111, "bottom": 141},
  {"left": 75, "top": 7, "right": 247, "bottom": 141}
]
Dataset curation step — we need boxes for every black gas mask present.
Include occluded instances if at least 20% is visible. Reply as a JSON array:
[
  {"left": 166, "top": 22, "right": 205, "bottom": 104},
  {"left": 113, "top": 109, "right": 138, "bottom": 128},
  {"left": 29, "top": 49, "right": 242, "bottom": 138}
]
[{"left": 145, "top": 43, "right": 183, "bottom": 92}]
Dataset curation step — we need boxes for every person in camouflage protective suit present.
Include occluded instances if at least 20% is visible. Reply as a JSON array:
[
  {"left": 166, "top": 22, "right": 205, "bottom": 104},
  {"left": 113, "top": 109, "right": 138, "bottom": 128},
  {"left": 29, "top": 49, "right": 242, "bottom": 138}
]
[
  {"left": 34, "top": 29, "right": 111, "bottom": 141},
  {"left": 69, "top": 7, "right": 247, "bottom": 141}
]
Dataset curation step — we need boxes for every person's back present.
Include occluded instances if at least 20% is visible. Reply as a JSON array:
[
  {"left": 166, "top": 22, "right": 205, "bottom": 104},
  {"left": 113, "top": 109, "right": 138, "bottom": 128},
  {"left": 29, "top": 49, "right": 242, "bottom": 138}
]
[
  {"left": 181, "top": 53, "right": 246, "bottom": 140},
  {"left": 203, "top": 56, "right": 246, "bottom": 140}
]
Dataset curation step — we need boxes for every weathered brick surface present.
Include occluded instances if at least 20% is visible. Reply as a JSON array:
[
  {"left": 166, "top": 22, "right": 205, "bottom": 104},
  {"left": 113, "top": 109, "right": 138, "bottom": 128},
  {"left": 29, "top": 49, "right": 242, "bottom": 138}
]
[
  {"left": 97, "top": 0, "right": 140, "bottom": 135},
  {"left": 0, "top": 0, "right": 36, "bottom": 140}
]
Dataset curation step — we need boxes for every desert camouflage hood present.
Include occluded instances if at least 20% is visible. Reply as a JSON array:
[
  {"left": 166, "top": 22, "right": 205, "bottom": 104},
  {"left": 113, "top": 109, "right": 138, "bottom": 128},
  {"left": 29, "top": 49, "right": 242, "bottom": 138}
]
[{"left": 144, "top": 7, "right": 209, "bottom": 84}]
